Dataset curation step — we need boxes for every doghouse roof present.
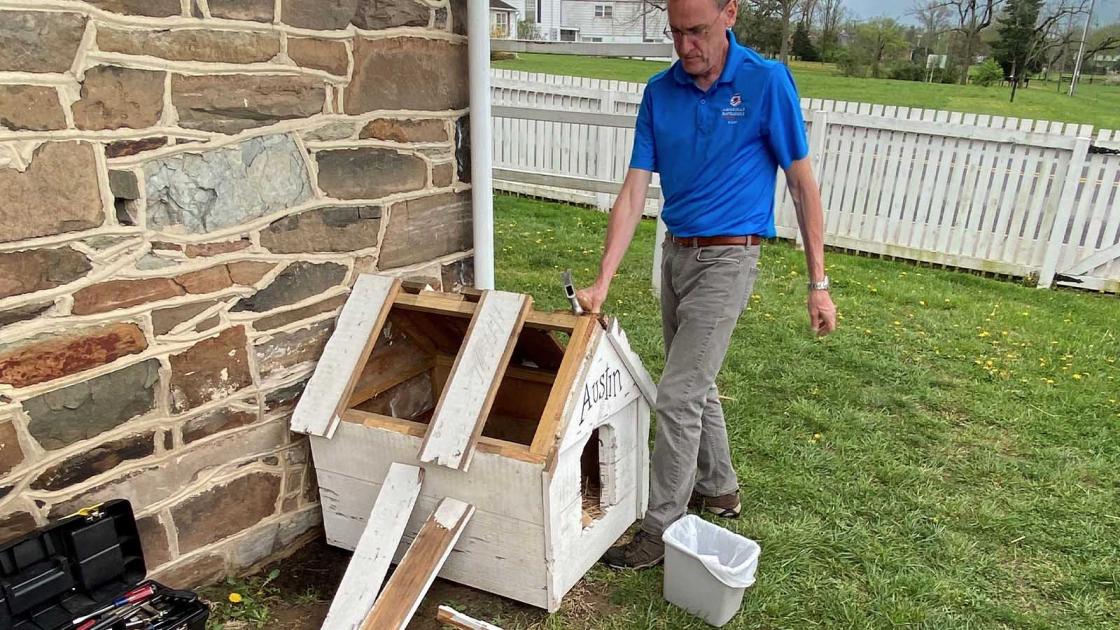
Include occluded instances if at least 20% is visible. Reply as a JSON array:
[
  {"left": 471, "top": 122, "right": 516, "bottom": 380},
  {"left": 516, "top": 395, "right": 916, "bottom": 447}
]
[{"left": 290, "top": 274, "right": 655, "bottom": 470}]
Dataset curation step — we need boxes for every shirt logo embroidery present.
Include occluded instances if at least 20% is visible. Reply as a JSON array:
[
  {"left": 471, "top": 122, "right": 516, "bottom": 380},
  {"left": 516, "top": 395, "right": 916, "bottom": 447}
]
[{"left": 722, "top": 93, "right": 746, "bottom": 122}]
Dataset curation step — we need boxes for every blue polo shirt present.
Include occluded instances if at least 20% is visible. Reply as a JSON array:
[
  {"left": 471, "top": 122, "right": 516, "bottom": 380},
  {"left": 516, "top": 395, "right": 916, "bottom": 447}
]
[{"left": 630, "top": 31, "right": 809, "bottom": 238}]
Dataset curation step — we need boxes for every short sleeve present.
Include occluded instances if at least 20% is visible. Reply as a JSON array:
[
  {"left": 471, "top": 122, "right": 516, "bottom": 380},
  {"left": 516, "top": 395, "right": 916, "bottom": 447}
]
[
  {"left": 629, "top": 87, "right": 658, "bottom": 172},
  {"left": 762, "top": 65, "right": 809, "bottom": 170}
]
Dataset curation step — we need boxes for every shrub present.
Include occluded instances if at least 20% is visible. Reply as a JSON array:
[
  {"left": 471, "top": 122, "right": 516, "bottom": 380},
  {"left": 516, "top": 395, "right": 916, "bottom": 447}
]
[
  {"left": 889, "top": 63, "right": 927, "bottom": 82},
  {"left": 971, "top": 58, "right": 1005, "bottom": 87},
  {"left": 834, "top": 50, "right": 867, "bottom": 77}
]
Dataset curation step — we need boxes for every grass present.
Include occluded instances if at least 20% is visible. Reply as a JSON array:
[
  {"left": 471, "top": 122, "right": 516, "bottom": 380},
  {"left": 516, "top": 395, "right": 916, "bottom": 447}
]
[
  {"left": 492, "top": 54, "right": 1120, "bottom": 130},
  {"left": 200, "top": 570, "right": 319, "bottom": 630},
  {"left": 481, "top": 193, "right": 1120, "bottom": 629}
]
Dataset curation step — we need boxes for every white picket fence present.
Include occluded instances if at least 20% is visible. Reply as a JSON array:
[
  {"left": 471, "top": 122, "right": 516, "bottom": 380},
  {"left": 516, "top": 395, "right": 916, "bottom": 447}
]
[{"left": 490, "top": 69, "right": 1120, "bottom": 294}]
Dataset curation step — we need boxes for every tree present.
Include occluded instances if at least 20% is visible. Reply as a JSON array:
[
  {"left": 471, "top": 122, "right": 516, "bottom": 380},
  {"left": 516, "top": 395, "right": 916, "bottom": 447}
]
[
  {"left": 992, "top": 0, "right": 1045, "bottom": 80},
  {"left": 1081, "top": 22, "right": 1120, "bottom": 72},
  {"left": 992, "top": 0, "right": 1088, "bottom": 100},
  {"left": 791, "top": 20, "right": 820, "bottom": 60},
  {"left": 851, "top": 18, "right": 909, "bottom": 77},
  {"left": 735, "top": 1, "right": 785, "bottom": 56},
  {"left": 817, "top": 0, "right": 847, "bottom": 57},
  {"left": 935, "top": 0, "right": 1004, "bottom": 84},
  {"left": 912, "top": 0, "right": 953, "bottom": 41},
  {"left": 742, "top": 0, "right": 801, "bottom": 63}
]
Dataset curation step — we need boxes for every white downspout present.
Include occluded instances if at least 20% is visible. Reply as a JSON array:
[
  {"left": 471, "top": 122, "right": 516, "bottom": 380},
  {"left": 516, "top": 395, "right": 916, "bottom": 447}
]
[{"left": 469, "top": 0, "right": 496, "bottom": 290}]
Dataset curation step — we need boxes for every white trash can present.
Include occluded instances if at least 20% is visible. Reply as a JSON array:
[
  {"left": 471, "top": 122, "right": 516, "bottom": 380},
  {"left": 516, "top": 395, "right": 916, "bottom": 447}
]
[{"left": 661, "top": 515, "right": 761, "bottom": 627}]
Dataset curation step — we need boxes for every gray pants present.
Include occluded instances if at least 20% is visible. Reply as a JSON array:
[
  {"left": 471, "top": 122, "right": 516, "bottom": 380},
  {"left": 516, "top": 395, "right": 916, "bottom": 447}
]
[{"left": 642, "top": 240, "right": 760, "bottom": 537}]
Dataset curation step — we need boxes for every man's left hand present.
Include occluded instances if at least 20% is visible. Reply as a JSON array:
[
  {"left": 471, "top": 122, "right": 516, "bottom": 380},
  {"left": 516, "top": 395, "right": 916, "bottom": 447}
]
[{"left": 808, "top": 291, "right": 837, "bottom": 337}]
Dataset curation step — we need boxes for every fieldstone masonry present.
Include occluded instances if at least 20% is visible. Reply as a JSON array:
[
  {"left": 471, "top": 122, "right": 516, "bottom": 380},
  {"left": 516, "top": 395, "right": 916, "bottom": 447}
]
[{"left": 0, "top": 0, "right": 473, "bottom": 587}]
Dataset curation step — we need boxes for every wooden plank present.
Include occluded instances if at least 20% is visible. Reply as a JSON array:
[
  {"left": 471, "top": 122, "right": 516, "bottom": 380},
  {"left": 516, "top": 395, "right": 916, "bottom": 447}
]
[
  {"left": 493, "top": 105, "right": 635, "bottom": 129},
  {"left": 347, "top": 337, "right": 433, "bottom": 408},
  {"left": 433, "top": 353, "right": 556, "bottom": 385},
  {"left": 490, "top": 39, "right": 672, "bottom": 57},
  {"left": 933, "top": 112, "right": 968, "bottom": 254},
  {"left": 1039, "top": 137, "right": 1093, "bottom": 287},
  {"left": 987, "top": 119, "right": 1031, "bottom": 263},
  {"left": 393, "top": 292, "right": 579, "bottom": 332},
  {"left": 436, "top": 607, "right": 504, "bottom": 630},
  {"left": 494, "top": 167, "right": 662, "bottom": 199},
  {"left": 909, "top": 109, "right": 949, "bottom": 251},
  {"left": 419, "top": 291, "right": 531, "bottom": 471},
  {"left": 827, "top": 110, "right": 1079, "bottom": 150},
  {"left": 340, "top": 409, "right": 543, "bottom": 464},
  {"left": 321, "top": 463, "right": 424, "bottom": 630},
  {"left": 290, "top": 274, "right": 400, "bottom": 438},
  {"left": 1003, "top": 120, "right": 1050, "bottom": 265},
  {"left": 530, "top": 316, "right": 599, "bottom": 467},
  {"left": 360, "top": 498, "right": 475, "bottom": 630}
]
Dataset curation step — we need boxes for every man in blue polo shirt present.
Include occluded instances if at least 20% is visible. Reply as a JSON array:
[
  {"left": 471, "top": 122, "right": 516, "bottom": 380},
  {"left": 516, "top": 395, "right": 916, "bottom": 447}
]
[{"left": 577, "top": 0, "right": 837, "bottom": 569}]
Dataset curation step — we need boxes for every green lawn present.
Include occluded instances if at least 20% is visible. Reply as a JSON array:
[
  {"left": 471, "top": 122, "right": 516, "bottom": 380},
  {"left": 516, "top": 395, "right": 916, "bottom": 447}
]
[
  {"left": 492, "top": 54, "right": 1120, "bottom": 130},
  {"left": 473, "top": 194, "right": 1120, "bottom": 629}
]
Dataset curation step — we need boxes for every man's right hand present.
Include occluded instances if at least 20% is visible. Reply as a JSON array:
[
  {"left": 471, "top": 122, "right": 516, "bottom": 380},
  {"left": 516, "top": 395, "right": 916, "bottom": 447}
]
[{"left": 575, "top": 282, "right": 609, "bottom": 315}]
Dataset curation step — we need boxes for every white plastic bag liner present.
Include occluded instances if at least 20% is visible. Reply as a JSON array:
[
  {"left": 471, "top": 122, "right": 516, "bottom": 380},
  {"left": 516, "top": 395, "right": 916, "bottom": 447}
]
[
  {"left": 662, "top": 516, "right": 760, "bottom": 626},
  {"left": 662, "top": 515, "right": 760, "bottom": 588}
]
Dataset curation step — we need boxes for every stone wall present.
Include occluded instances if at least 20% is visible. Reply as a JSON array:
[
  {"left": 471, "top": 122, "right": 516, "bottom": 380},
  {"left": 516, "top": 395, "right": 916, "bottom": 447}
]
[{"left": 0, "top": 0, "right": 474, "bottom": 587}]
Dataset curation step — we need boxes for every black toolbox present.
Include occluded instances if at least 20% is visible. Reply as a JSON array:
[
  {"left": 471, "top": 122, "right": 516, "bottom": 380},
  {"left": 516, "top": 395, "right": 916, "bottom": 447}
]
[{"left": 0, "top": 500, "right": 209, "bottom": 630}]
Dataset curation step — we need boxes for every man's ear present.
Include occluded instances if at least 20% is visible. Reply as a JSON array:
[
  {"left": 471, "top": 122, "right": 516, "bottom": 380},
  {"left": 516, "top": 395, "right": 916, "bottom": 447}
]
[{"left": 725, "top": 0, "right": 738, "bottom": 26}]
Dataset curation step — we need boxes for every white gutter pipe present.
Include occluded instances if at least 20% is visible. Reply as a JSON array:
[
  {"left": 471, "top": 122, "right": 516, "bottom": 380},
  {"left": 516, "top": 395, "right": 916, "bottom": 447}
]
[{"left": 468, "top": 0, "right": 495, "bottom": 290}]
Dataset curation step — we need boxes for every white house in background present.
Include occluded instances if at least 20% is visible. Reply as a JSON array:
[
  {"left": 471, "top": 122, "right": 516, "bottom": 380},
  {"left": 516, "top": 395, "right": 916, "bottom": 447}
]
[
  {"left": 509, "top": 0, "right": 670, "bottom": 43},
  {"left": 491, "top": 0, "right": 518, "bottom": 38}
]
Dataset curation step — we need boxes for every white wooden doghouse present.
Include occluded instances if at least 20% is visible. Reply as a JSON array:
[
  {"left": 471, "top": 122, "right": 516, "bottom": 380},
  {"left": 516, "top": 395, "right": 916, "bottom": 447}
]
[{"left": 288, "top": 274, "right": 656, "bottom": 618}]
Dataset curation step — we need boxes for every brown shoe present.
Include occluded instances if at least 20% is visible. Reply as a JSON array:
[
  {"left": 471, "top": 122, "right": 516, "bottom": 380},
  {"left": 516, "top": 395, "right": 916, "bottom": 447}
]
[
  {"left": 687, "top": 490, "right": 704, "bottom": 513},
  {"left": 702, "top": 490, "right": 741, "bottom": 519},
  {"left": 602, "top": 530, "right": 665, "bottom": 570}
]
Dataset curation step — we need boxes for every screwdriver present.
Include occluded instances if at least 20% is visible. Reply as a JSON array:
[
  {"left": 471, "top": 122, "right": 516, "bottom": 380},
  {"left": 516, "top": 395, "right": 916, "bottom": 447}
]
[{"left": 72, "top": 584, "right": 157, "bottom": 626}]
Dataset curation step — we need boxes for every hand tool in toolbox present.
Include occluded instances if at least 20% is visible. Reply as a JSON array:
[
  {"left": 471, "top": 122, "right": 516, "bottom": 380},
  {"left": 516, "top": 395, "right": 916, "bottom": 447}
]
[{"left": 0, "top": 499, "right": 209, "bottom": 630}]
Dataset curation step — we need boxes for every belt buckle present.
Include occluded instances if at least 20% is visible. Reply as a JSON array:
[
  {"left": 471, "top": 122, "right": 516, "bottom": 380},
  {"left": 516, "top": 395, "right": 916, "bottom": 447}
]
[{"left": 691, "top": 237, "right": 700, "bottom": 248}]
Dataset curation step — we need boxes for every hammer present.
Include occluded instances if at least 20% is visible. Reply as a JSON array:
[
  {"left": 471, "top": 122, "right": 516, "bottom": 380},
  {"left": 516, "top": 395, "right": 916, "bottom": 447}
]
[{"left": 561, "top": 270, "right": 583, "bottom": 316}]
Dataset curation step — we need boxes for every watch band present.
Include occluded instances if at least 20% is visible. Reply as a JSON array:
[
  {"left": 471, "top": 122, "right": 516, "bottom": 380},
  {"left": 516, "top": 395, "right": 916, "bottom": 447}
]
[{"left": 808, "top": 275, "right": 830, "bottom": 291}]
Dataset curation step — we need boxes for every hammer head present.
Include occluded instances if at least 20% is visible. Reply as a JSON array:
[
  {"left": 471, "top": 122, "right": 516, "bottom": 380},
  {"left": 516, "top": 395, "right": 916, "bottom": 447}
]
[{"left": 561, "top": 270, "right": 584, "bottom": 315}]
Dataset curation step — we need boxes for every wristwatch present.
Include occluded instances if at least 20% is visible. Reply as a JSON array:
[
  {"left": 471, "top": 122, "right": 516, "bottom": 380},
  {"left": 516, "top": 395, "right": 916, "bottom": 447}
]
[{"left": 808, "top": 275, "right": 831, "bottom": 292}]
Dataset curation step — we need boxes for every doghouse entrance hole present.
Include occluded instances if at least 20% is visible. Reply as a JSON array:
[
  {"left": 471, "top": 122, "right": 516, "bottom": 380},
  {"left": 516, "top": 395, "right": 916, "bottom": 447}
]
[{"left": 580, "top": 425, "right": 619, "bottom": 528}]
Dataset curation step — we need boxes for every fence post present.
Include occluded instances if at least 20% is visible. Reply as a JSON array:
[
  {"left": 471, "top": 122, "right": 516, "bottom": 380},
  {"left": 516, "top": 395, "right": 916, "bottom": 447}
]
[{"left": 1038, "top": 136, "right": 1092, "bottom": 289}]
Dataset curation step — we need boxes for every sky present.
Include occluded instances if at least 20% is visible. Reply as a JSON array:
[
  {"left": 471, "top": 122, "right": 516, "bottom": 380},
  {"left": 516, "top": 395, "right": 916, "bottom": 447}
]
[{"left": 844, "top": 0, "right": 1120, "bottom": 26}]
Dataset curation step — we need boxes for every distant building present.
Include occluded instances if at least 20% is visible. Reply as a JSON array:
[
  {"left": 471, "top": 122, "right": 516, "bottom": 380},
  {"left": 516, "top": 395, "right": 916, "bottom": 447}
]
[
  {"left": 491, "top": 0, "right": 518, "bottom": 38},
  {"left": 505, "top": 0, "right": 670, "bottom": 43}
]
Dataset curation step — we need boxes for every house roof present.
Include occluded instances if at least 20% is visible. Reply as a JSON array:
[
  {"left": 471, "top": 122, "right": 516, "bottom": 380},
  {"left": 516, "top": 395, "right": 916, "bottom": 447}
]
[{"left": 490, "top": 0, "right": 517, "bottom": 11}]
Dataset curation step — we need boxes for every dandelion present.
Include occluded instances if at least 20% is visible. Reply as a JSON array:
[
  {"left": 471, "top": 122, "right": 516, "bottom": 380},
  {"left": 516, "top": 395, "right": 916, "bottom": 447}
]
[
  {"left": 893, "top": 320, "right": 902, "bottom": 326},
  {"left": 1072, "top": 373, "right": 1083, "bottom": 380},
  {"left": 979, "top": 331, "right": 991, "bottom": 338},
  {"left": 228, "top": 593, "right": 242, "bottom": 604},
  {"left": 919, "top": 300, "right": 926, "bottom": 306}
]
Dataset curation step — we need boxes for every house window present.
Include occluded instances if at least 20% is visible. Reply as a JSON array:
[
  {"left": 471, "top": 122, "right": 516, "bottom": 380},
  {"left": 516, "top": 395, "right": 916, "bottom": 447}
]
[
  {"left": 595, "top": 4, "right": 613, "bottom": 18},
  {"left": 491, "top": 11, "right": 510, "bottom": 38}
]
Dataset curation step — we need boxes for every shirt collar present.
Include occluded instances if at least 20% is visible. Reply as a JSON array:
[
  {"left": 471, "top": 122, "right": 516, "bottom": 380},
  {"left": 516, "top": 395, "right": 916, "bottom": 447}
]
[{"left": 670, "top": 29, "right": 746, "bottom": 87}]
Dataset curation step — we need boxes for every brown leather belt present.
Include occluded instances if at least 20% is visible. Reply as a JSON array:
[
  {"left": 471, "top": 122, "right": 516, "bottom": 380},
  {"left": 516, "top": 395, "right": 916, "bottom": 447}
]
[{"left": 668, "top": 234, "right": 761, "bottom": 247}]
